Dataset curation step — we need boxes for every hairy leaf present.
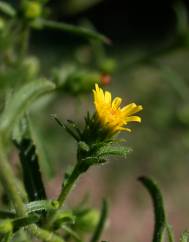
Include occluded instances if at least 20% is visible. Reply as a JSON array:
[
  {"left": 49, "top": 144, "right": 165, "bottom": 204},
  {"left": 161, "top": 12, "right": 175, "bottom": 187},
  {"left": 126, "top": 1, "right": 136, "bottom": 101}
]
[
  {"left": 97, "top": 145, "right": 132, "bottom": 158},
  {"left": 0, "top": 79, "right": 55, "bottom": 138},
  {"left": 16, "top": 138, "right": 47, "bottom": 201},
  {"left": 0, "top": 1, "right": 16, "bottom": 17},
  {"left": 25, "top": 200, "right": 59, "bottom": 213}
]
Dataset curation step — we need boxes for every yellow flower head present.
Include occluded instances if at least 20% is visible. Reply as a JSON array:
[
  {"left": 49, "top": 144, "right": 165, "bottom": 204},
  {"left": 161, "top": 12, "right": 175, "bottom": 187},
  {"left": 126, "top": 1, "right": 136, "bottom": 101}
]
[{"left": 93, "top": 84, "right": 143, "bottom": 134}]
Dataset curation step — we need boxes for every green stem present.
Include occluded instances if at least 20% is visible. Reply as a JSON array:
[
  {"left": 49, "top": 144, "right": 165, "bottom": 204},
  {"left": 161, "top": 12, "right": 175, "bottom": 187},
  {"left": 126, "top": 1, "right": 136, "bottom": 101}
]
[
  {"left": 27, "top": 224, "right": 65, "bottom": 242},
  {"left": 37, "top": 19, "right": 110, "bottom": 44},
  {"left": 166, "top": 224, "right": 175, "bottom": 242},
  {"left": 19, "top": 24, "right": 30, "bottom": 61},
  {"left": 0, "top": 138, "right": 26, "bottom": 216},
  {"left": 45, "top": 163, "right": 81, "bottom": 228},
  {"left": 58, "top": 163, "right": 80, "bottom": 206}
]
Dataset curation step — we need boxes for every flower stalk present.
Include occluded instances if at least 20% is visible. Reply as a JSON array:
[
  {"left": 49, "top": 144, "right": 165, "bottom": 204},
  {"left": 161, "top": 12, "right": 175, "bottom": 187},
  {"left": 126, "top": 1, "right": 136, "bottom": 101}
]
[
  {"left": 46, "top": 161, "right": 87, "bottom": 228},
  {"left": 58, "top": 163, "right": 81, "bottom": 206}
]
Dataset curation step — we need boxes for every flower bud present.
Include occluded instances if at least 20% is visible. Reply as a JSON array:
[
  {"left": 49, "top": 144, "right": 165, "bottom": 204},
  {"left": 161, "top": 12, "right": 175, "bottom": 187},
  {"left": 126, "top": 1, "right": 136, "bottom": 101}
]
[
  {"left": 24, "top": 1, "right": 42, "bottom": 19},
  {"left": 22, "top": 56, "right": 40, "bottom": 80},
  {"left": 76, "top": 209, "right": 100, "bottom": 232},
  {"left": 64, "top": 70, "right": 101, "bottom": 95},
  {"left": 0, "top": 18, "right": 5, "bottom": 31},
  {"left": 100, "top": 58, "right": 117, "bottom": 74},
  {"left": 0, "top": 220, "right": 12, "bottom": 234}
]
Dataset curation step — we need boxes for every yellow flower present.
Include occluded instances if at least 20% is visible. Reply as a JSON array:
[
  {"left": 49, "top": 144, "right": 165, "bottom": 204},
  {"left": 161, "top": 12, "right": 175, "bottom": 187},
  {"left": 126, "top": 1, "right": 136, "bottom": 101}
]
[{"left": 93, "top": 84, "right": 143, "bottom": 133}]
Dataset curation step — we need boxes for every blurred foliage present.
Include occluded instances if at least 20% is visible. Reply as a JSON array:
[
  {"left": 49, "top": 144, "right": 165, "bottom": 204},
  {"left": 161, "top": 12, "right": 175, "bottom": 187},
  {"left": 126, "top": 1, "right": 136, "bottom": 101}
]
[{"left": 0, "top": 0, "right": 189, "bottom": 242}]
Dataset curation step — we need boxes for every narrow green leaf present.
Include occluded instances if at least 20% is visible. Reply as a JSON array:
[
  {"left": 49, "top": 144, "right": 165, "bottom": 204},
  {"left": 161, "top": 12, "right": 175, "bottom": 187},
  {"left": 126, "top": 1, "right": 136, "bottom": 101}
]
[
  {"left": 90, "top": 200, "right": 108, "bottom": 242},
  {"left": 62, "top": 225, "right": 82, "bottom": 242},
  {"left": 51, "top": 114, "right": 64, "bottom": 127},
  {"left": 97, "top": 145, "right": 132, "bottom": 158},
  {"left": 25, "top": 200, "right": 59, "bottom": 213},
  {"left": 16, "top": 138, "right": 47, "bottom": 201},
  {"left": 0, "top": 79, "right": 55, "bottom": 138},
  {"left": 1, "top": 232, "right": 12, "bottom": 242},
  {"left": 138, "top": 176, "right": 166, "bottom": 242},
  {"left": 32, "top": 19, "right": 111, "bottom": 44},
  {"left": 0, "top": 1, "right": 16, "bottom": 17},
  {"left": 52, "top": 115, "right": 80, "bottom": 140},
  {"left": 64, "top": 124, "right": 80, "bottom": 141},
  {"left": 28, "top": 117, "right": 54, "bottom": 178},
  {"left": 12, "top": 214, "right": 40, "bottom": 232},
  {"left": 67, "top": 120, "right": 82, "bottom": 137},
  {"left": 0, "top": 210, "right": 16, "bottom": 219}
]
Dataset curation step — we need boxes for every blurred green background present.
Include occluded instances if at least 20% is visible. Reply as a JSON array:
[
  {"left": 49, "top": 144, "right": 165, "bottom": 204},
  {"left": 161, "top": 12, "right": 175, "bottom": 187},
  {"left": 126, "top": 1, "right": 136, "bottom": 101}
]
[{"left": 8, "top": 0, "right": 189, "bottom": 241}]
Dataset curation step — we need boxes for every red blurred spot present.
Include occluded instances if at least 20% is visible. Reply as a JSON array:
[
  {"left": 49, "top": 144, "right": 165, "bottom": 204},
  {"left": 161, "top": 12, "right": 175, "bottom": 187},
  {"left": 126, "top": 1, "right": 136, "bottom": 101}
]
[{"left": 100, "top": 74, "right": 112, "bottom": 86}]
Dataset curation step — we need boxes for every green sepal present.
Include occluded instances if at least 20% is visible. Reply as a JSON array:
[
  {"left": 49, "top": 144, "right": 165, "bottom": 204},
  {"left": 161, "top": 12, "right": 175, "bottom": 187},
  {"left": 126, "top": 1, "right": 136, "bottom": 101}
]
[
  {"left": 0, "top": 1, "right": 16, "bottom": 17},
  {"left": 52, "top": 116, "right": 80, "bottom": 141},
  {"left": 67, "top": 120, "right": 82, "bottom": 137},
  {"left": 138, "top": 176, "right": 166, "bottom": 242},
  {"left": 64, "top": 124, "right": 80, "bottom": 141},
  {"left": 78, "top": 141, "right": 90, "bottom": 152}
]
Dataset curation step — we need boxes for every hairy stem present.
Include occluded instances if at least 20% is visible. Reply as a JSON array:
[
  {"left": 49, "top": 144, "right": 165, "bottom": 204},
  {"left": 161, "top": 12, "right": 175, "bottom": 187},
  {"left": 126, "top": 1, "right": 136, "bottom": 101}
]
[
  {"left": 45, "top": 163, "right": 81, "bottom": 229},
  {"left": 27, "top": 224, "right": 65, "bottom": 242},
  {"left": 58, "top": 163, "right": 80, "bottom": 206}
]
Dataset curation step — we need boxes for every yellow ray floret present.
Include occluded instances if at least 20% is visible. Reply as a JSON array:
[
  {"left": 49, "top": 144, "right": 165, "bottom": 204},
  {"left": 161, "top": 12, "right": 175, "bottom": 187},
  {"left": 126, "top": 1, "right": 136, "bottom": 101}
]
[{"left": 93, "top": 84, "right": 143, "bottom": 133}]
